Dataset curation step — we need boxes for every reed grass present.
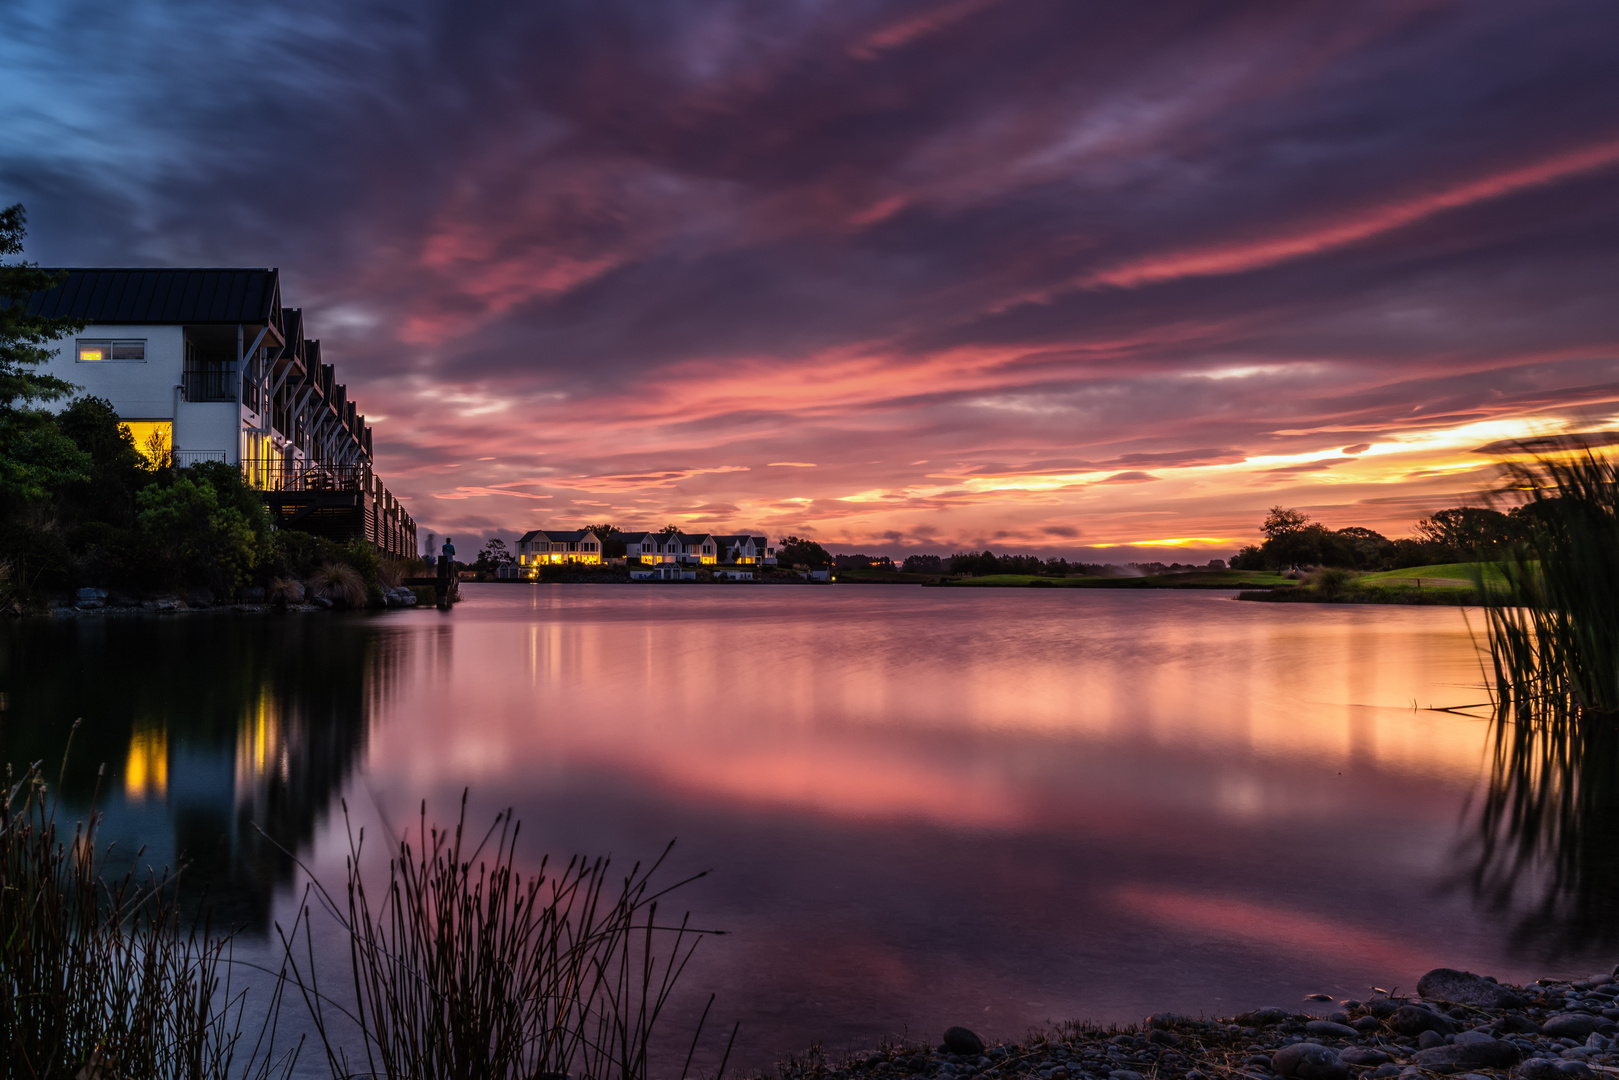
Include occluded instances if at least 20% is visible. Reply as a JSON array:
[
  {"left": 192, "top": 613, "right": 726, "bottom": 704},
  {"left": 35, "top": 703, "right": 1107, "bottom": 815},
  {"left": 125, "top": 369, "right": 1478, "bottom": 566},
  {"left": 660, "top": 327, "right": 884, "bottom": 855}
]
[
  {"left": 1477, "top": 442, "right": 1619, "bottom": 719},
  {"left": 1457, "top": 441, "right": 1619, "bottom": 951},
  {"left": 275, "top": 792, "right": 734, "bottom": 1080},
  {"left": 0, "top": 747, "right": 296, "bottom": 1080}
]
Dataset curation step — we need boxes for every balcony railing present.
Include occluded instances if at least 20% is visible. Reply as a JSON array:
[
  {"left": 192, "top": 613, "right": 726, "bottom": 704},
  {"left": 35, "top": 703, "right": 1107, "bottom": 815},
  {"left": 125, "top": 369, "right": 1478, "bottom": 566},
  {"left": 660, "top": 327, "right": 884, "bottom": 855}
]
[
  {"left": 182, "top": 369, "right": 238, "bottom": 403},
  {"left": 243, "top": 459, "right": 368, "bottom": 493},
  {"left": 174, "top": 450, "right": 228, "bottom": 468}
]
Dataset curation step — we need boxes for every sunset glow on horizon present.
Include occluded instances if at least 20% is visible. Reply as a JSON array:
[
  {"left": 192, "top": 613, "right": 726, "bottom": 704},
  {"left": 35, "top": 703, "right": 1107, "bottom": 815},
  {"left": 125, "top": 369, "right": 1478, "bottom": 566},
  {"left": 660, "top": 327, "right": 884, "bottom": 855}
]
[{"left": 6, "top": 1, "right": 1618, "bottom": 556}]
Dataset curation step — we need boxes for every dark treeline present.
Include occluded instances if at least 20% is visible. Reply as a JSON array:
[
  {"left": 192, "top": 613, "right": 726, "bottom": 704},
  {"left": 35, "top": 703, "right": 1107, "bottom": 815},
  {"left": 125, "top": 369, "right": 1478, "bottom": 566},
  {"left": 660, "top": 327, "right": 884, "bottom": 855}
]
[{"left": 1229, "top": 504, "right": 1538, "bottom": 571}]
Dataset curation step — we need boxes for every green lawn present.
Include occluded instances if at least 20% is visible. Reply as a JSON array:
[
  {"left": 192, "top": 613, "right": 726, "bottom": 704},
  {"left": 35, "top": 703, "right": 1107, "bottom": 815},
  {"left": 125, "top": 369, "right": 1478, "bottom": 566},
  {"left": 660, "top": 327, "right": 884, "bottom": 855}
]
[
  {"left": 1356, "top": 561, "right": 1507, "bottom": 587},
  {"left": 945, "top": 569, "right": 1296, "bottom": 589}
]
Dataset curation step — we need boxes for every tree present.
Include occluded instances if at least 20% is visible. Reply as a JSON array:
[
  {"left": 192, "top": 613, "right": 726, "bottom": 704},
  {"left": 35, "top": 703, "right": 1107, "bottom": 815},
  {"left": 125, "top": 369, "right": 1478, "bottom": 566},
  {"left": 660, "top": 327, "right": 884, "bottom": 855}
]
[
  {"left": 0, "top": 204, "right": 81, "bottom": 411},
  {"left": 1414, "top": 507, "right": 1518, "bottom": 554},
  {"left": 777, "top": 535, "right": 832, "bottom": 567},
  {"left": 902, "top": 554, "right": 944, "bottom": 573},
  {"left": 475, "top": 538, "right": 515, "bottom": 571},
  {"left": 1261, "top": 506, "right": 1312, "bottom": 539},
  {"left": 583, "top": 523, "right": 626, "bottom": 558}
]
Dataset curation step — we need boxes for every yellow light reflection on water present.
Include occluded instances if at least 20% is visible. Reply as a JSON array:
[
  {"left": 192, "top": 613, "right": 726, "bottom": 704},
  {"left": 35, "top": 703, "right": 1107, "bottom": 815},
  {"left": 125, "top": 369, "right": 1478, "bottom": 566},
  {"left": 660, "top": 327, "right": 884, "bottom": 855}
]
[{"left": 124, "top": 725, "right": 168, "bottom": 801}]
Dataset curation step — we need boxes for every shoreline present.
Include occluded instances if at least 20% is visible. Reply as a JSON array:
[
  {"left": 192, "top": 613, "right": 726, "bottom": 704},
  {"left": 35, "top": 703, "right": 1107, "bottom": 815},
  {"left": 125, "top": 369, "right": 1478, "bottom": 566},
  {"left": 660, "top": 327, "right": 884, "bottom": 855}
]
[{"left": 770, "top": 968, "right": 1619, "bottom": 1080}]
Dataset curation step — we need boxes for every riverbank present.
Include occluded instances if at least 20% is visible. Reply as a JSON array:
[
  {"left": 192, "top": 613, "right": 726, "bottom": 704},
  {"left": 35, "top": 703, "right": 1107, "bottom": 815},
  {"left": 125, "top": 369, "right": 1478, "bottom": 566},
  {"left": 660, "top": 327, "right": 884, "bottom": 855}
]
[
  {"left": 770, "top": 968, "right": 1619, "bottom": 1080},
  {"left": 39, "top": 582, "right": 431, "bottom": 615}
]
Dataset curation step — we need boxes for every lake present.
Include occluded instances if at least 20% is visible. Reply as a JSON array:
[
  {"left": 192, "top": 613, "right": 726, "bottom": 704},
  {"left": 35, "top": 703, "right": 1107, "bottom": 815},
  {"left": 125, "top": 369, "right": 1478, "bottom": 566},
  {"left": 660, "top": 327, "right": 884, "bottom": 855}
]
[{"left": 4, "top": 585, "right": 1614, "bottom": 1073}]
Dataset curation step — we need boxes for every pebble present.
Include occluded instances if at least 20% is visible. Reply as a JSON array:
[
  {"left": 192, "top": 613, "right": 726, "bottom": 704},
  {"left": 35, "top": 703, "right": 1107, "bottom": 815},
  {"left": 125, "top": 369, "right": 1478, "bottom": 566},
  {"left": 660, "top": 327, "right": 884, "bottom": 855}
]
[{"left": 1305, "top": 1021, "right": 1359, "bottom": 1040}]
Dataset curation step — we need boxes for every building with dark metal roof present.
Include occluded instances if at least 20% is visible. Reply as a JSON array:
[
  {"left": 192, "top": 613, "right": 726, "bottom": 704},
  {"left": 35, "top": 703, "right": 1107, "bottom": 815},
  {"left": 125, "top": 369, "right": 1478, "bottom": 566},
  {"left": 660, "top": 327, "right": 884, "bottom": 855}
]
[{"left": 27, "top": 267, "right": 415, "bottom": 556}]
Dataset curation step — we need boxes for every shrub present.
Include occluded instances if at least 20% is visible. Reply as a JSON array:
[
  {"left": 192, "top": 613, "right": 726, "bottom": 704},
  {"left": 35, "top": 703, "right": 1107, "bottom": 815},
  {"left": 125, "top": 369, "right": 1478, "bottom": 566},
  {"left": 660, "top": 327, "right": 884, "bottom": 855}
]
[
  {"left": 267, "top": 576, "right": 305, "bottom": 604},
  {"left": 309, "top": 562, "right": 367, "bottom": 607}
]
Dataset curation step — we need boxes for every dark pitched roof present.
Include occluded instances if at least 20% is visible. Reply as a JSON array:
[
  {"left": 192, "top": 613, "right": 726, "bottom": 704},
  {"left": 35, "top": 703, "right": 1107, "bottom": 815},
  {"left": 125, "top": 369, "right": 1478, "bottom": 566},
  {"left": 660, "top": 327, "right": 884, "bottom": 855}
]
[{"left": 22, "top": 268, "right": 283, "bottom": 326}]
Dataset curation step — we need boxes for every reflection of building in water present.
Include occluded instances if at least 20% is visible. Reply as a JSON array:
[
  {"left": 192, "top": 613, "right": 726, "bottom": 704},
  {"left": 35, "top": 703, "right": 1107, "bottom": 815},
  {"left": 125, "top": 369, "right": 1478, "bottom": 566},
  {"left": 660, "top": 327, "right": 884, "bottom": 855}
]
[{"left": 0, "top": 615, "right": 404, "bottom": 933}]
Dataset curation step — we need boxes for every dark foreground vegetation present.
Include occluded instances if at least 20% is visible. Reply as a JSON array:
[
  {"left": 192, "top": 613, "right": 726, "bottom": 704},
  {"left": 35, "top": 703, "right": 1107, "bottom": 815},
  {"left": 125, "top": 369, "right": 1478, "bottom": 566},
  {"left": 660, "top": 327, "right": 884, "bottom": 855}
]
[
  {"left": 0, "top": 754, "right": 729, "bottom": 1080},
  {"left": 775, "top": 968, "right": 1619, "bottom": 1080}
]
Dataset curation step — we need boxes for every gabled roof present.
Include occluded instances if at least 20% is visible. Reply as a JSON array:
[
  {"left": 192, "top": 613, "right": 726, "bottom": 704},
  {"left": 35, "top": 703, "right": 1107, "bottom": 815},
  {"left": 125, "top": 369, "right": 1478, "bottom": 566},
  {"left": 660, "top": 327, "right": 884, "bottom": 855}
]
[
  {"left": 518, "top": 529, "right": 599, "bottom": 544},
  {"left": 21, "top": 268, "right": 283, "bottom": 327}
]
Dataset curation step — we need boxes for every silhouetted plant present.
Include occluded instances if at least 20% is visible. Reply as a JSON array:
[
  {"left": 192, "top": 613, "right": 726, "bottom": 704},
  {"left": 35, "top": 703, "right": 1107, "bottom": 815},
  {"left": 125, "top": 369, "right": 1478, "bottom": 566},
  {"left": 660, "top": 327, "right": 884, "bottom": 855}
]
[
  {"left": 0, "top": 747, "right": 296, "bottom": 1080},
  {"left": 276, "top": 793, "right": 734, "bottom": 1080}
]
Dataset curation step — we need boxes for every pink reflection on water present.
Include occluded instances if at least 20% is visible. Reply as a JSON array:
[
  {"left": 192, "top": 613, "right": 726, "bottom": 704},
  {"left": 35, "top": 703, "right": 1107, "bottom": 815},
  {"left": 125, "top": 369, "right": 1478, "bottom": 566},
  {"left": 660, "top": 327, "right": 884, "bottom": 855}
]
[{"left": 326, "top": 587, "right": 1593, "bottom": 1068}]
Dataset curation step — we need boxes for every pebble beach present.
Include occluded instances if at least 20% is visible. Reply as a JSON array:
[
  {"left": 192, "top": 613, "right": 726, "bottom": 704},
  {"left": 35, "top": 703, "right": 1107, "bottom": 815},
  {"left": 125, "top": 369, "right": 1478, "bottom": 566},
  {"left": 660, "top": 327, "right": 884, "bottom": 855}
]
[{"left": 772, "top": 969, "right": 1619, "bottom": 1080}]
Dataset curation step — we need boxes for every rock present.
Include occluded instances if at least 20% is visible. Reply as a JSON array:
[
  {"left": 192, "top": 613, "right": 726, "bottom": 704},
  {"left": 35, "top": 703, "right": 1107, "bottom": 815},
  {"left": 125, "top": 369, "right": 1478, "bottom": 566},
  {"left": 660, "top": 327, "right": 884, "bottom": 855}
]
[
  {"left": 1305, "top": 994, "right": 1334, "bottom": 1002},
  {"left": 75, "top": 586, "right": 107, "bottom": 610},
  {"left": 1557, "top": 1064, "right": 1595, "bottom": 1078},
  {"left": 1515, "top": 1062, "right": 1564, "bottom": 1080},
  {"left": 1305, "top": 1021, "right": 1359, "bottom": 1040},
  {"left": 1501, "top": 1015, "right": 1540, "bottom": 1034},
  {"left": 182, "top": 586, "right": 215, "bottom": 607},
  {"left": 1328, "top": 1012, "right": 1350, "bottom": 1024},
  {"left": 1108, "top": 1072, "right": 1143, "bottom": 1080},
  {"left": 1419, "top": 969, "right": 1528, "bottom": 1010},
  {"left": 1455, "top": 1031, "right": 1498, "bottom": 1045},
  {"left": 1419, "top": 1031, "right": 1448, "bottom": 1050},
  {"left": 1351, "top": 1017, "right": 1382, "bottom": 1033},
  {"left": 1146, "top": 1030, "right": 1180, "bottom": 1047},
  {"left": 1391, "top": 1006, "right": 1457, "bottom": 1036},
  {"left": 107, "top": 589, "right": 139, "bottom": 607},
  {"left": 1543, "top": 1015, "right": 1609, "bottom": 1039},
  {"left": 240, "top": 586, "right": 266, "bottom": 603},
  {"left": 1368, "top": 1000, "right": 1404, "bottom": 1019},
  {"left": 1412, "top": 1039, "right": 1523, "bottom": 1073},
  {"left": 309, "top": 595, "right": 333, "bottom": 609},
  {"left": 1240, "top": 1008, "right": 1293, "bottom": 1027},
  {"left": 1271, "top": 1043, "right": 1347, "bottom": 1080},
  {"left": 1339, "top": 1047, "right": 1391, "bottom": 1066},
  {"left": 944, "top": 1029, "right": 985, "bottom": 1057},
  {"left": 142, "top": 595, "right": 184, "bottom": 612},
  {"left": 1148, "top": 1013, "right": 1190, "bottom": 1030},
  {"left": 1368, "top": 1067, "right": 1401, "bottom": 1079}
]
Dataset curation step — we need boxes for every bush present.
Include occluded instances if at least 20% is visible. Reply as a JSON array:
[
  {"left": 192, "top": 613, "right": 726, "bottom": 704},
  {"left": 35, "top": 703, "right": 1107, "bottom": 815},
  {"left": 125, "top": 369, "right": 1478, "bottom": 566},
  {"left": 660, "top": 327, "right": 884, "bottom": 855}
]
[{"left": 309, "top": 562, "right": 367, "bottom": 607}]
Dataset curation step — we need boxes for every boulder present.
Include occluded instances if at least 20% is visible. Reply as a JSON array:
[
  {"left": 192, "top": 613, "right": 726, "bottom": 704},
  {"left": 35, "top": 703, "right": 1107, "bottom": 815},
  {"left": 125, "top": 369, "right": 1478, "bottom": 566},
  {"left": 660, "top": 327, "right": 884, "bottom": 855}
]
[
  {"left": 142, "top": 595, "right": 185, "bottom": 612},
  {"left": 1412, "top": 1039, "right": 1523, "bottom": 1073},
  {"left": 1391, "top": 1005, "right": 1457, "bottom": 1036},
  {"left": 1239, "top": 1007, "right": 1292, "bottom": 1027},
  {"left": 1419, "top": 969, "right": 1527, "bottom": 1010},
  {"left": 1542, "top": 1015, "right": 1610, "bottom": 1039},
  {"left": 1272, "top": 1043, "right": 1348, "bottom": 1080},
  {"left": 182, "top": 586, "right": 215, "bottom": 607},
  {"left": 75, "top": 587, "right": 107, "bottom": 610},
  {"left": 1305, "top": 1021, "right": 1359, "bottom": 1039},
  {"left": 943, "top": 1028, "right": 984, "bottom": 1056}
]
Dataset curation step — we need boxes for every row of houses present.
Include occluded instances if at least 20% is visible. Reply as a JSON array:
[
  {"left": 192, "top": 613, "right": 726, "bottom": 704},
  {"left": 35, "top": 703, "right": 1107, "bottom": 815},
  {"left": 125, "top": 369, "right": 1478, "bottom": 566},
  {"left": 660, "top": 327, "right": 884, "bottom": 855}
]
[
  {"left": 24, "top": 268, "right": 416, "bottom": 555},
  {"left": 513, "top": 529, "right": 777, "bottom": 572}
]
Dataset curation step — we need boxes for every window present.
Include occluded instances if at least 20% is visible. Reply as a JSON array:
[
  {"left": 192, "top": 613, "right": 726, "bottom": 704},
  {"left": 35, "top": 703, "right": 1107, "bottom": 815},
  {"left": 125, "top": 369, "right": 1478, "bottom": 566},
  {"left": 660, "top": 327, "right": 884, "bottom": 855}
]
[{"left": 77, "top": 338, "right": 147, "bottom": 362}]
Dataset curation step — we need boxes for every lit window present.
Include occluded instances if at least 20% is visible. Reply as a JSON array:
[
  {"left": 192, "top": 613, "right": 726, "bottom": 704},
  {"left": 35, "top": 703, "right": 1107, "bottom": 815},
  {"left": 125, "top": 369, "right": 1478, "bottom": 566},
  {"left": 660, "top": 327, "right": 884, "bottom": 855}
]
[
  {"left": 77, "top": 338, "right": 147, "bottom": 362},
  {"left": 120, "top": 421, "right": 172, "bottom": 466}
]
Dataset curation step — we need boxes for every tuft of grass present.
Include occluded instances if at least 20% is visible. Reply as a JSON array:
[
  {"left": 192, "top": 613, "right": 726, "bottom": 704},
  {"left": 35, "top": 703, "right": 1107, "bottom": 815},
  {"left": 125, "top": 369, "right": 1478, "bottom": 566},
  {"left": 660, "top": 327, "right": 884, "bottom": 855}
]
[
  {"left": 267, "top": 576, "right": 305, "bottom": 604},
  {"left": 276, "top": 792, "right": 734, "bottom": 1080},
  {"left": 0, "top": 744, "right": 296, "bottom": 1080},
  {"left": 309, "top": 563, "right": 368, "bottom": 608}
]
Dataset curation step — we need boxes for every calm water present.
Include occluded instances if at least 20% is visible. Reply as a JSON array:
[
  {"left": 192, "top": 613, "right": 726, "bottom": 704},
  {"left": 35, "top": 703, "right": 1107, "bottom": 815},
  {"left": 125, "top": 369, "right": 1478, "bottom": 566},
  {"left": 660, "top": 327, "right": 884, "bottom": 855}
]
[{"left": 4, "top": 586, "right": 1615, "bottom": 1071}]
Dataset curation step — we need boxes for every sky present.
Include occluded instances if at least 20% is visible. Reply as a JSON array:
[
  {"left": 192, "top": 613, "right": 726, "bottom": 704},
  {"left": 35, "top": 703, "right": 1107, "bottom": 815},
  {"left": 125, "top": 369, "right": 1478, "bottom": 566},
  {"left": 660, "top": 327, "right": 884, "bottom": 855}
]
[{"left": 4, "top": 0, "right": 1619, "bottom": 560}]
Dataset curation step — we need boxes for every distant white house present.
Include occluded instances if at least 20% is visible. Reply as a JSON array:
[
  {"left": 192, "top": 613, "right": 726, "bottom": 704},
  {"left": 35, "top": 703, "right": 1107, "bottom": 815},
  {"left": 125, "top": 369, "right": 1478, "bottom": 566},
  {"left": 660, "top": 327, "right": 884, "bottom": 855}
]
[{"left": 516, "top": 529, "right": 603, "bottom": 568}]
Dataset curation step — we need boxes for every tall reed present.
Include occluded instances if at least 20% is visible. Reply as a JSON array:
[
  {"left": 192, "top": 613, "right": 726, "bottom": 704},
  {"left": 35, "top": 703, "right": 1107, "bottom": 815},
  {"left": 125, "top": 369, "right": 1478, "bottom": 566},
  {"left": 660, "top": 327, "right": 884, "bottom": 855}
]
[
  {"left": 0, "top": 753, "right": 296, "bottom": 1080},
  {"left": 1477, "top": 442, "right": 1619, "bottom": 719},
  {"left": 277, "top": 792, "right": 733, "bottom": 1080}
]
